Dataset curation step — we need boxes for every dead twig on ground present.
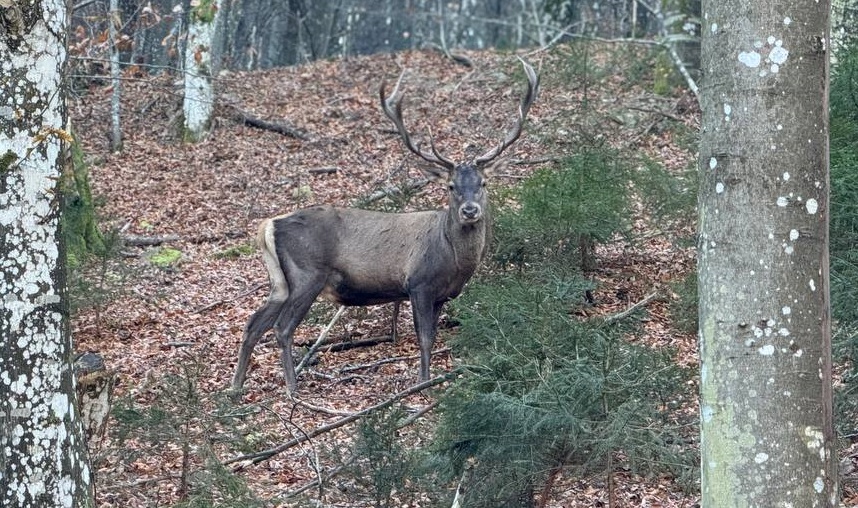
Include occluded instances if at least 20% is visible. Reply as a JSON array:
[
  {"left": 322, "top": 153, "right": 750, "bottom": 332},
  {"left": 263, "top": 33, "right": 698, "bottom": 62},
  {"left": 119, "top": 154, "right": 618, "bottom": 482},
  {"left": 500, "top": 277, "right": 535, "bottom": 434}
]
[
  {"left": 225, "top": 372, "right": 456, "bottom": 470},
  {"left": 322, "top": 335, "right": 394, "bottom": 352},
  {"left": 360, "top": 178, "right": 429, "bottom": 205},
  {"left": 338, "top": 347, "right": 451, "bottom": 374},
  {"left": 602, "top": 291, "right": 659, "bottom": 326},
  {"left": 122, "top": 233, "right": 181, "bottom": 246},
  {"left": 397, "top": 400, "right": 439, "bottom": 428},
  {"left": 295, "top": 306, "right": 347, "bottom": 376},
  {"left": 191, "top": 281, "right": 267, "bottom": 314},
  {"left": 224, "top": 103, "right": 310, "bottom": 140}
]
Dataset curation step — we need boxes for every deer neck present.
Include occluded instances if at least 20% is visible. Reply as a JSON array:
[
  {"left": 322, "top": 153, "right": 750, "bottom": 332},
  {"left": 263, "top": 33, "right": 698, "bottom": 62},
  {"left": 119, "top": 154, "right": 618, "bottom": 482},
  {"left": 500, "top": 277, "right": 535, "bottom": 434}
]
[{"left": 442, "top": 208, "right": 489, "bottom": 273}]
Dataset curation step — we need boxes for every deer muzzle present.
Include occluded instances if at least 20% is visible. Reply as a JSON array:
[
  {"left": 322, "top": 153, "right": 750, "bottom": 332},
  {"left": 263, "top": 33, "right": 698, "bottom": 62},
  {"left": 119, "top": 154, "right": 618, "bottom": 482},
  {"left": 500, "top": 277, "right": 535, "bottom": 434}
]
[{"left": 459, "top": 202, "right": 483, "bottom": 223}]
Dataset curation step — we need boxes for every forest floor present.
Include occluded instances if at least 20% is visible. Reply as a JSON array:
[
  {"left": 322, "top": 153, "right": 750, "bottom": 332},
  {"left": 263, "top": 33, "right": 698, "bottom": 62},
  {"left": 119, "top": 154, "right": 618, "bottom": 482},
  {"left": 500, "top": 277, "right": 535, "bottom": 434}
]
[{"left": 67, "top": 44, "right": 850, "bottom": 507}]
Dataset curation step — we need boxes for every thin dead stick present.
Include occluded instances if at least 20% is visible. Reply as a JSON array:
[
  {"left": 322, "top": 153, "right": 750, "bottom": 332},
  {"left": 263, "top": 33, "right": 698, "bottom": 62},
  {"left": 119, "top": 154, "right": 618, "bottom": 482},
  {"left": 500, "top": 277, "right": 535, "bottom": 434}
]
[
  {"left": 602, "top": 292, "right": 659, "bottom": 326},
  {"left": 294, "top": 305, "right": 346, "bottom": 376},
  {"left": 294, "top": 378, "right": 445, "bottom": 419},
  {"left": 510, "top": 156, "right": 563, "bottom": 166},
  {"left": 322, "top": 335, "right": 393, "bottom": 352},
  {"left": 450, "top": 457, "right": 476, "bottom": 508},
  {"left": 397, "top": 400, "right": 440, "bottom": 428},
  {"left": 285, "top": 399, "right": 438, "bottom": 500},
  {"left": 291, "top": 398, "right": 354, "bottom": 417},
  {"left": 192, "top": 281, "right": 267, "bottom": 314},
  {"left": 100, "top": 473, "right": 182, "bottom": 490},
  {"left": 260, "top": 401, "right": 324, "bottom": 499},
  {"left": 285, "top": 463, "right": 349, "bottom": 499},
  {"left": 338, "top": 347, "right": 451, "bottom": 373},
  {"left": 225, "top": 372, "right": 456, "bottom": 470}
]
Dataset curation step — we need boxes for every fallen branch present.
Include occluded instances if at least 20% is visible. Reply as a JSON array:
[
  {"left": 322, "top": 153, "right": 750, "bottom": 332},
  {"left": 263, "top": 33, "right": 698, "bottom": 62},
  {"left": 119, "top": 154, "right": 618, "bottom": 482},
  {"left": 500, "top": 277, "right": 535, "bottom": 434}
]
[
  {"left": 397, "top": 400, "right": 440, "bottom": 428},
  {"left": 308, "top": 166, "right": 339, "bottom": 175},
  {"left": 338, "top": 347, "right": 451, "bottom": 373},
  {"left": 285, "top": 463, "right": 350, "bottom": 499},
  {"left": 284, "top": 400, "right": 440, "bottom": 498},
  {"left": 510, "top": 156, "right": 563, "bottom": 166},
  {"left": 291, "top": 398, "right": 355, "bottom": 417},
  {"left": 322, "top": 335, "right": 394, "bottom": 352},
  {"left": 100, "top": 473, "right": 182, "bottom": 490},
  {"left": 450, "top": 457, "right": 477, "bottom": 508},
  {"left": 295, "top": 306, "right": 347, "bottom": 376},
  {"left": 626, "top": 105, "right": 684, "bottom": 122},
  {"left": 225, "top": 372, "right": 456, "bottom": 470},
  {"left": 225, "top": 103, "right": 310, "bottom": 140},
  {"left": 192, "top": 281, "right": 267, "bottom": 314},
  {"left": 122, "top": 233, "right": 181, "bottom": 246},
  {"left": 602, "top": 291, "right": 659, "bottom": 326}
]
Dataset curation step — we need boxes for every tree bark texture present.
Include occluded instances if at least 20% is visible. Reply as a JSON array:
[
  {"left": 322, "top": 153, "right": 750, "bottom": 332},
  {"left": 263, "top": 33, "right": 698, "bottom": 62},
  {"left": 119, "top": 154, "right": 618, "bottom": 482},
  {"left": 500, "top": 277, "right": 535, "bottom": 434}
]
[
  {"left": 183, "top": 0, "right": 222, "bottom": 141},
  {"left": 109, "top": 0, "right": 123, "bottom": 151},
  {"left": 0, "top": 0, "right": 94, "bottom": 506},
  {"left": 698, "top": 1, "right": 836, "bottom": 506}
]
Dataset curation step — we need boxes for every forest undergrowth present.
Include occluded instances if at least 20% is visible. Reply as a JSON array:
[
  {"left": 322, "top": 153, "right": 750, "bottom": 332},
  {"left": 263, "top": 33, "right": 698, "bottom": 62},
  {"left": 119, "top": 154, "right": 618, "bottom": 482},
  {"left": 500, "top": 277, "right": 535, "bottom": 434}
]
[{"left": 66, "top": 42, "right": 795, "bottom": 507}]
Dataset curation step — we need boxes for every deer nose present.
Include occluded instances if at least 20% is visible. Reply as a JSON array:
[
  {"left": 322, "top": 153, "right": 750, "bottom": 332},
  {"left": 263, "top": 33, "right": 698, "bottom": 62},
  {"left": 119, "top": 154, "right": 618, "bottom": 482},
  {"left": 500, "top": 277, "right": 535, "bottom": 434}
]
[{"left": 460, "top": 203, "right": 482, "bottom": 221}]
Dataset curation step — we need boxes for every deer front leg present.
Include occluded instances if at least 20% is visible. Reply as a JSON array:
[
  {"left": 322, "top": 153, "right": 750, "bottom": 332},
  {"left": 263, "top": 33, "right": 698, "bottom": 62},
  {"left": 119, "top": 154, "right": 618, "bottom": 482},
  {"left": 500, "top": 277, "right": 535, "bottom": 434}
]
[
  {"left": 391, "top": 300, "right": 401, "bottom": 343},
  {"left": 410, "top": 294, "right": 445, "bottom": 382}
]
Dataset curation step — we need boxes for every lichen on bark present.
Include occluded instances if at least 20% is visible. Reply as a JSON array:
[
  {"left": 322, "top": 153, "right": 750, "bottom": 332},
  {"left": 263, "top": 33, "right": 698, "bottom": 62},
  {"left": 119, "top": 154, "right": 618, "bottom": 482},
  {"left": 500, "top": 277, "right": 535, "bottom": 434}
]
[{"left": 1, "top": 0, "right": 94, "bottom": 506}]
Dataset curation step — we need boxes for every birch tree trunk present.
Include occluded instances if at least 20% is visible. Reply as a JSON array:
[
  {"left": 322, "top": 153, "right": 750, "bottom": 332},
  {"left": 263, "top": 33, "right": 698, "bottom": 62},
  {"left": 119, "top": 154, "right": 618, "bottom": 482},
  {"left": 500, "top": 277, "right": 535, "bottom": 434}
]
[
  {"left": 0, "top": 0, "right": 94, "bottom": 506},
  {"left": 183, "top": 0, "right": 222, "bottom": 141},
  {"left": 698, "top": 1, "right": 837, "bottom": 506},
  {"left": 109, "top": 0, "right": 123, "bottom": 152}
]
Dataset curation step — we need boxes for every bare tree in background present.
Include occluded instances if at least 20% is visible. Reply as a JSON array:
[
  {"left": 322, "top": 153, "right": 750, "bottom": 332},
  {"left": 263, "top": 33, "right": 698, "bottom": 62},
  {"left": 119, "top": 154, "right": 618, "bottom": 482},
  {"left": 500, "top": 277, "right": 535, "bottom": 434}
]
[
  {"left": 109, "top": 0, "right": 123, "bottom": 151},
  {"left": 183, "top": 0, "right": 223, "bottom": 141}
]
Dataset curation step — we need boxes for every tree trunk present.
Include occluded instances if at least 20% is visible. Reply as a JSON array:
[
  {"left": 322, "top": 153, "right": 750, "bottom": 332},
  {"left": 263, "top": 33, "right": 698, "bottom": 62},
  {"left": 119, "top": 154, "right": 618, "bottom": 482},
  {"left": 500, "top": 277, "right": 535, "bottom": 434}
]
[
  {"left": 698, "top": 1, "right": 836, "bottom": 506},
  {"left": 0, "top": 1, "right": 95, "bottom": 506},
  {"left": 109, "top": 0, "right": 123, "bottom": 152},
  {"left": 183, "top": 0, "right": 223, "bottom": 141}
]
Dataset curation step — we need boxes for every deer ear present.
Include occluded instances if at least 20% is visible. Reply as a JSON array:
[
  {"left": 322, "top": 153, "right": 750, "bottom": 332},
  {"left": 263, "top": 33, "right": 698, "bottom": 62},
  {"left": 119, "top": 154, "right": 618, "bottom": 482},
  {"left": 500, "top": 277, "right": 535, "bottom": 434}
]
[
  {"left": 481, "top": 158, "right": 507, "bottom": 178},
  {"left": 420, "top": 164, "right": 450, "bottom": 184}
]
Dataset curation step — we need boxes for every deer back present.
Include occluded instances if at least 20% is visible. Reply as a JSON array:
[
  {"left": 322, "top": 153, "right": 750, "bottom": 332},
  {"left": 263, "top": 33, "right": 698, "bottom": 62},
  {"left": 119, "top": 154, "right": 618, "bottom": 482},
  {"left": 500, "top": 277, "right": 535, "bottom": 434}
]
[{"left": 268, "top": 203, "right": 482, "bottom": 306}]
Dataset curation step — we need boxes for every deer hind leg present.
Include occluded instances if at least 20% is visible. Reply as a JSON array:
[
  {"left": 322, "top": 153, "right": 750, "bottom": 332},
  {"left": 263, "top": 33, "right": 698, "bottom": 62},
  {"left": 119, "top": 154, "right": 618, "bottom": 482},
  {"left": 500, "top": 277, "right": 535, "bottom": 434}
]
[
  {"left": 233, "top": 219, "right": 290, "bottom": 391},
  {"left": 272, "top": 274, "right": 327, "bottom": 392},
  {"left": 232, "top": 296, "right": 286, "bottom": 391}
]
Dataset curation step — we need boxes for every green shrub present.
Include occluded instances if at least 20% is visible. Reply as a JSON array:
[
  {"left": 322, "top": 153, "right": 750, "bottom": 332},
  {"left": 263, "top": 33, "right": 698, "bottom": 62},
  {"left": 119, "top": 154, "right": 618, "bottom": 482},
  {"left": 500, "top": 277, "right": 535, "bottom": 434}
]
[
  {"left": 432, "top": 268, "right": 694, "bottom": 507},
  {"left": 62, "top": 134, "right": 124, "bottom": 314},
  {"left": 63, "top": 134, "right": 106, "bottom": 270},
  {"left": 830, "top": 42, "right": 858, "bottom": 438},
  {"left": 346, "top": 407, "right": 424, "bottom": 507},
  {"left": 492, "top": 146, "right": 692, "bottom": 271},
  {"left": 669, "top": 272, "right": 698, "bottom": 335},
  {"left": 110, "top": 360, "right": 266, "bottom": 507},
  {"left": 492, "top": 148, "right": 630, "bottom": 269}
]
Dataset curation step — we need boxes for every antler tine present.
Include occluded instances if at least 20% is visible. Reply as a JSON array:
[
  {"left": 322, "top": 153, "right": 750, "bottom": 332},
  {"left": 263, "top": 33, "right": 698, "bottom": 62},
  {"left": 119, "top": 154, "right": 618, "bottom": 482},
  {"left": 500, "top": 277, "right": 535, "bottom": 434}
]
[
  {"left": 474, "top": 58, "right": 540, "bottom": 166},
  {"left": 427, "top": 126, "right": 457, "bottom": 169},
  {"left": 380, "top": 73, "right": 456, "bottom": 170}
]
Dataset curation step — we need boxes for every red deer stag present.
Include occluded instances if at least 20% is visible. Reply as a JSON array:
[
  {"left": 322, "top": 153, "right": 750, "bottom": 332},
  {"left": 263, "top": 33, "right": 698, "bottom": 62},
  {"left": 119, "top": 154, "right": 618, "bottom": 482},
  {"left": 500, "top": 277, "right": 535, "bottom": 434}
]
[{"left": 233, "top": 60, "right": 539, "bottom": 392}]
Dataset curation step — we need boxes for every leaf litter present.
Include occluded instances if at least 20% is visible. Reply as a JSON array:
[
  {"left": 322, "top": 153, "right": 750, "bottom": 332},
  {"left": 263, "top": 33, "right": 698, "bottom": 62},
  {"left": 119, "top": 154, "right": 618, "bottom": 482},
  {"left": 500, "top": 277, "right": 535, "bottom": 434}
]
[{"left": 71, "top": 46, "right": 706, "bottom": 506}]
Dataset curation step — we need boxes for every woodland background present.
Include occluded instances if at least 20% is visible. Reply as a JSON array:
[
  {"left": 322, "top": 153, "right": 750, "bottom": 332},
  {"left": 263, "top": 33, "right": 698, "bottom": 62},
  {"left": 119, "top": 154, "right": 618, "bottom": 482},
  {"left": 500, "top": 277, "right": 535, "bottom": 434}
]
[{"left": 59, "top": 0, "right": 858, "bottom": 506}]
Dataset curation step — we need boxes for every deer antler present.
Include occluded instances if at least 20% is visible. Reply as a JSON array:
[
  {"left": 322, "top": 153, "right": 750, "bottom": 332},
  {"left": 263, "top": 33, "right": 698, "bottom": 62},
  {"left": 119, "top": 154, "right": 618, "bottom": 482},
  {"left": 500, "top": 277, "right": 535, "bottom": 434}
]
[
  {"left": 474, "top": 59, "right": 540, "bottom": 166},
  {"left": 380, "top": 73, "right": 457, "bottom": 170}
]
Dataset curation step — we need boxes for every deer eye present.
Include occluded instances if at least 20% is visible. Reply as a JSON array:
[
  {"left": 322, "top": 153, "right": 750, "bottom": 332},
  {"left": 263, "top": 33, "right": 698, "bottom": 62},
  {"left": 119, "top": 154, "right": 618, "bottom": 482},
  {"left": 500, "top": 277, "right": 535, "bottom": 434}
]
[{"left": 448, "top": 183, "right": 455, "bottom": 191}]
